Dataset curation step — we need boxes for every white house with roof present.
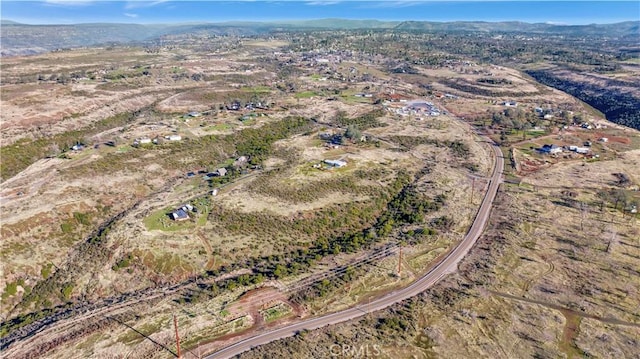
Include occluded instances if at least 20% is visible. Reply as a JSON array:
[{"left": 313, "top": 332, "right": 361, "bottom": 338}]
[
  {"left": 170, "top": 209, "right": 189, "bottom": 221},
  {"left": 540, "top": 144, "right": 562, "bottom": 154},
  {"left": 324, "top": 159, "right": 347, "bottom": 168}
]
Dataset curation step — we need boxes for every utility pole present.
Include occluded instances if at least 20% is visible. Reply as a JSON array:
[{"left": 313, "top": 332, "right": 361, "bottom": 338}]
[
  {"left": 174, "top": 314, "right": 181, "bottom": 359},
  {"left": 397, "top": 247, "right": 402, "bottom": 277},
  {"left": 470, "top": 177, "right": 475, "bottom": 205}
]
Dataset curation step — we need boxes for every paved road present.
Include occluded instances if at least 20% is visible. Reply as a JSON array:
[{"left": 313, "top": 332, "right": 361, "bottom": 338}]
[{"left": 205, "top": 142, "right": 504, "bottom": 359}]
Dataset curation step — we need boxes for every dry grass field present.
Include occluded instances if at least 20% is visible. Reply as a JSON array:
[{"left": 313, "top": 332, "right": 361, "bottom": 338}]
[{"left": 237, "top": 178, "right": 640, "bottom": 359}]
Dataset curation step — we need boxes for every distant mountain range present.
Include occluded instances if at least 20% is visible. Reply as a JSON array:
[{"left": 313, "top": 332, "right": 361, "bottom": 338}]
[
  {"left": 1, "top": 18, "right": 638, "bottom": 56},
  {"left": 394, "top": 20, "right": 640, "bottom": 36}
]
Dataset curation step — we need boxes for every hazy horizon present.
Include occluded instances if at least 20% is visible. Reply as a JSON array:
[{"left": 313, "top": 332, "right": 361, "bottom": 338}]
[
  {"left": 2, "top": 17, "right": 639, "bottom": 26},
  {"left": 2, "top": 1, "right": 639, "bottom": 26}
]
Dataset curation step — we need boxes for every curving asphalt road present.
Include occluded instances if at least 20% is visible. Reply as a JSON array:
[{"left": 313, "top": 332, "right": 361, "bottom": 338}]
[{"left": 205, "top": 142, "right": 504, "bottom": 359}]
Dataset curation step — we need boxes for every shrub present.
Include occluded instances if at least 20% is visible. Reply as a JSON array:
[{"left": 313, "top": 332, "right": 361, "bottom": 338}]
[
  {"left": 73, "top": 212, "right": 91, "bottom": 226},
  {"left": 41, "top": 264, "right": 53, "bottom": 279},
  {"left": 5, "top": 282, "right": 18, "bottom": 296},
  {"left": 60, "top": 222, "right": 74, "bottom": 233},
  {"left": 61, "top": 283, "right": 74, "bottom": 300},
  {"left": 112, "top": 253, "right": 134, "bottom": 271},
  {"left": 431, "top": 216, "right": 455, "bottom": 231}
]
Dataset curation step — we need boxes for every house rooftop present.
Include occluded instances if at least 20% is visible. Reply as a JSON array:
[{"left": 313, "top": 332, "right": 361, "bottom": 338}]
[
  {"left": 324, "top": 159, "right": 347, "bottom": 167},
  {"left": 171, "top": 209, "right": 189, "bottom": 221}
]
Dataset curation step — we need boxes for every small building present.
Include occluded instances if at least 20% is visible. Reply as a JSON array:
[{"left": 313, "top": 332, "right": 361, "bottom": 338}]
[
  {"left": 575, "top": 147, "right": 590, "bottom": 154},
  {"left": 320, "top": 134, "right": 343, "bottom": 145},
  {"left": 318, "top": 132, "right": 333, "bottom": 141},
  {"left": 234, "top": 156, "right": 248, "bottom": 167},
  {"left": 71, "top": 143, "right": 85, "bottom": 151},
  {"left": 540, "top": 144, "right": 562, "bottom": 154},
  {"left": 187, "top": 111, "right": 201, "bottom": 117},
  {"left": 210, "top": 189, "right": 219, "bottom": 196},
  {"left": 170, "top": 209, "right": 189, "bottom": 221},
  {"left": 408, "top": 101, "right": 431, "bottom": 112},
  {"left": 226, "top": 101, "right": 241, "bottom": 111},
  {"left": 216, "top": 168, "right": 227, "bottom": 177},
  {"left": 166, "top": 135, "right": 182, "bottom": 141},
  {"left": 324, "top": 159, "right": 347, "bottom": 168},
  {"left": 599, "top": 137, "right": 608, "bottom": 143},
  {"left": 255, "top": 102, "right": 269, "bottom": 110}
]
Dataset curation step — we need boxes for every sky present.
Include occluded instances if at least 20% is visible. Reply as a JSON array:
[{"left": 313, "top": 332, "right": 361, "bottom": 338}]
[{"left": 1, "top": 1, "right": 639, "bottom": 25}]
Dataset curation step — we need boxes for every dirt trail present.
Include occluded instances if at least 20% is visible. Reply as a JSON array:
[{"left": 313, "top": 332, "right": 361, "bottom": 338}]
[
  {"left": 489, "top": 290, "right": 640, "bottom": 328},
  {"left": 490, "top": 290, "right": 639, "bottom": 358},
  {"left": 225, "top": 287, "right": 294, "bottom": 321},
  {"left": 521, "top": 255, "right": 556, "bottom": 295},
  {"left": 558, "top": 309, "right": 585, "bottom": 359},
  {"left": 197, "top": 230, "right": 218, "bottom": 270}
]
